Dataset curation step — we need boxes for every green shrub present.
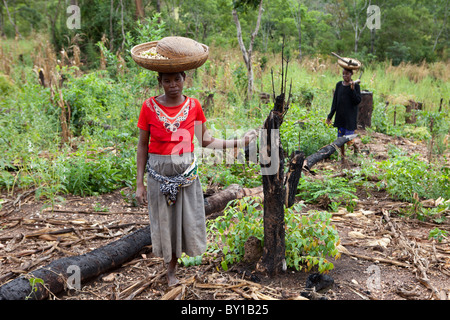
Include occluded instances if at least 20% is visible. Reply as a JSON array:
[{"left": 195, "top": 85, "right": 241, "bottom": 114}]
[
  {"left": 207, "top": 198, "right": 340, "bottom": 273},
  {"left": 280, "top": 107, "right": 336, "bottom": 157},
  {"left": 297, "top": 175, "right": 357, "bottom": 211},
  {"left": 378, "top": 154, "right": 450, "bottom": 202}
]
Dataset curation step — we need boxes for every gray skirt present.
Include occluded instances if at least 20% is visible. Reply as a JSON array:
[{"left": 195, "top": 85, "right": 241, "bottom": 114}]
[{"left": 147, "top": 153, "right": 206, "bottom": 263}]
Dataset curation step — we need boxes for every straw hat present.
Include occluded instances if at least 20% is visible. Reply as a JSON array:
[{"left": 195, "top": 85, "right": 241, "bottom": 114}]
[
  {"left": 337, "top": 56, "right": 362, "bottom": 70},
  {"left": 131, "top": 36, "right": 209, "bottom": 73}
]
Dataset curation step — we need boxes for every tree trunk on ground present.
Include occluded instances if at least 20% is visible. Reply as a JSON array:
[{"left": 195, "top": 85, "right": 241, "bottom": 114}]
[
  {"left": 0, "top": 226, "right": 152, "bottom": 300},
  {"left": 0, "top": 184, "right": 263, "bottom": 300},
  {"left": 204, "top": 184, "right": 263, "bottom": 216},
  {"left": 405, "top": 100, "right": 423, "bottom": 124},
  {"left": 303, "top": 136, "right": 354, "bottom": 171}
]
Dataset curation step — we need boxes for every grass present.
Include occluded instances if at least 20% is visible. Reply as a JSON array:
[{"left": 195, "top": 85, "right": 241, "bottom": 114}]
[{"left": 0, "top": 35, "right": 449, "bottom": 204}]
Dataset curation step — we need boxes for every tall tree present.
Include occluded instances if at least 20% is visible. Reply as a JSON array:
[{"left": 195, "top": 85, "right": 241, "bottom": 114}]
[
  {"left": 431, "top": 0, "right": 448, "bottom": 52},
  {"left": 346, "top": 0, "right": 371, "bottom": 54},
  {"left": 2, "top": 0, "right": 22, "bottom": 38},
  {"left": 288, "top": 0, "right": 306, "bottom": 60},
  {"left": 135, "top": 0, "right": 145, "bottom": 20},
  {"left": 232, "top": 0, "right": 264, "bottom": 101}
]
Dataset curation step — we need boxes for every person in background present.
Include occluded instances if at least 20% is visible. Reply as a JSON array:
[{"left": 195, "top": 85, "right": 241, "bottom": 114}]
[{"left": 326, "top": 67, "right": 361, "bottom": 164}]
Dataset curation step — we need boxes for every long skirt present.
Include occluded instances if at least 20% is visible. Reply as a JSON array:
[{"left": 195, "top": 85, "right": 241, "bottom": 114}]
[{"left": 147, "top": 153, "right": 206, "bottom": 263}]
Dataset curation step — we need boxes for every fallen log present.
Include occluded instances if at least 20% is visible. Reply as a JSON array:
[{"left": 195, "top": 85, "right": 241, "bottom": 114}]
[
  {"left": 303, "top": 135, "right": 355, "bottom": 171},
  {"left": 204, "top": 184, "right": 263, "bottom": 216},
  {"left": 0, "top": 226, "right": 152, "bottom": 300},
  {"left": 0, "top": 184, "right": 263, "bottom": 300}
]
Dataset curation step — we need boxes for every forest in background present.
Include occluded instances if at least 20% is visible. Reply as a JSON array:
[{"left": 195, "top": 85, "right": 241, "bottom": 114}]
[{"left": 0, "top": 0, "right": 448, "bottom": 67}]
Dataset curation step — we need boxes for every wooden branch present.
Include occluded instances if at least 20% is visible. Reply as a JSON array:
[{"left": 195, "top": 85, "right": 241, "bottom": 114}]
[
  {"left": 331, "top": 52, "right": 358, "bottom": 66},
  {"left": 303, "top": 135, "right": 354, "bottom": 171},
  {"left": 231, "top": 9, "right": 249, "bottom": 66},
  {"left": 249, "top": 0, "right": 264, "bottom": 54}
]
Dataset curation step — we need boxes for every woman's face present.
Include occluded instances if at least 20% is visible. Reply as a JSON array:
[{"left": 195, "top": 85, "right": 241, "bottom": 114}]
[
  {"left": 158, "top": 72, "right": 185, "bottom": 99},
  {"left": 342, "top": 69, "right": 353, "bottom": 83}
]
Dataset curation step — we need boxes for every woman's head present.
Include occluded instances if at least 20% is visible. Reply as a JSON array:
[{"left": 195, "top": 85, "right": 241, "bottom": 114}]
[
  {"left": 157, "top": 72, "right": 186, "bottom": 99},
  {"left": 342, "top": 68, "right": 353, "bottom": 83}
]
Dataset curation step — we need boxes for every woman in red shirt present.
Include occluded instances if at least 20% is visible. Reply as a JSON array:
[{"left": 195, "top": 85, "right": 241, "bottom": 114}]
[{"left": 136, "top": 71, "right": 255, "bottom": 286}]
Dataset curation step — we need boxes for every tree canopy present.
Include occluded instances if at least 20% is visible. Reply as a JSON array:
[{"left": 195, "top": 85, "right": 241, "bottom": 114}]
[{"left": 0, "top": 0, "right": 448, "bottom": 66}]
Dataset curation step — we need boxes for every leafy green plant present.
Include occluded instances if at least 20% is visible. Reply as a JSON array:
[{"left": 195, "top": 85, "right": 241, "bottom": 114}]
[
  {"left": 124, "top": 14, "right": 166, "bottom": 57},
  {"left": 280, "top": 107, "right": 336, "bottom": 158},
  {"left": 297, "top": 176, "right": 357, "bottom": 210},
  {"left": 207, "top": 198, "right": 340, "bottom": 273},
  {"left": 207, "top": 197, "right": 263, "bottom": 271},
  {"left": 428, "top": 228, "right": 448, "bottom": 242},
  {"left": 178, "top": 253, "right": 203, "bottom": 267},
  {"left": 378, "top": 154, "right": 450, "bottom": 202},
  {"left": 360, "top": 135, "right": 372, "bottom": 144},
  {"left": 285, "top": 205, "right": 340, "bottom": 273},
  {"left": 25, "top": 278, "right": 44, "bottom": 300},
  {"left": 199, "top": 162, "right": 261, "bottom": 189}
]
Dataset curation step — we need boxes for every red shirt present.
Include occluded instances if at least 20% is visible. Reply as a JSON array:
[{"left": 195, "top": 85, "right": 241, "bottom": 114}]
[{"left": 137, "top": 96, "right": 207, "bottom": 155}]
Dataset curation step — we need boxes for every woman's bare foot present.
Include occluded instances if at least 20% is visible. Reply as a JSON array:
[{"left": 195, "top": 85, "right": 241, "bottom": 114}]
[{"left": 167, "top": 254, "right": 179, "bottom": 287}]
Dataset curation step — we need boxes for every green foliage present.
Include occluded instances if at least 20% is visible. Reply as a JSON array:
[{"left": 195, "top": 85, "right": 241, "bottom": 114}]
[
  {"left": 280, "top": 106, "right": 336, "bottom": 157},
  {"left": 61, "top": 147, "right": 135, "bottom": 196},
  {"left": 26, "top": 278, "right": 44, "bottom": 300},
  {"left": 0, "top": 74, "right": 16, "bottom": 96},
  {"left": 2, "top": 0, "right": 448, "bottom": 64},
  {"left": 378, "top": 154, "right": 450, "bottom": 202},
  {"left": 428, "top": 228, "right": 448, "bottom": 242},
  {"left": 285, "top": 205, "right": 340, "bottom": 273},
  {"left": 178, "top": 253, "right": 204, "bottom": 267},
  {"left": 125, "top": 14, "right": 166, "bottom": 49},
  {"left": 207, "top": 197, "right": 264, "bottom": 271},
  {"left": 297, "top": 176, "right": 357, "bottom": 211},
  {"left": 200, "top": 162, "right": 261, "bottom": 190},
  {"left": 207, "top": 198, "right": 340, "bottom": 273}
]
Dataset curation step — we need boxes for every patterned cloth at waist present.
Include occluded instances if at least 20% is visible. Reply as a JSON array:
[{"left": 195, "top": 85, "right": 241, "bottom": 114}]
[{"left": 146, "top": 156, "right": 198, "bottom": 206}]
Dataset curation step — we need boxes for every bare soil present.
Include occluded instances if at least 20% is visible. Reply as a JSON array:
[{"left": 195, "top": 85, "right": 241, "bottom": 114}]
[{"left": 0, "top": 130, "right": 449, "bottom": 300}]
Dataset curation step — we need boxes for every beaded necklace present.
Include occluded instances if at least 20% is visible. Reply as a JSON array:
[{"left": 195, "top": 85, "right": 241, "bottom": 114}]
[{"left": 150, "top": 97, "right": 191, "bottom": 133}]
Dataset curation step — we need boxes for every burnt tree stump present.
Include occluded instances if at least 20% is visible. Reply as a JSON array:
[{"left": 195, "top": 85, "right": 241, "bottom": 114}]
[
  {"left": 405, "top": 100, "right": 423, "bottom": 124},
  {"left": 285, "top": 150, "right": 305, "bottom": 207},
  {"left": 257, "top": 93, "right": 287, "bottom": 276}
]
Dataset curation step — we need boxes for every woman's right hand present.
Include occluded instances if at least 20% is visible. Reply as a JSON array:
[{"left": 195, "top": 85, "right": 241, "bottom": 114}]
[{"left": 136, "top": 183, "right": 147, "bottom": 206}]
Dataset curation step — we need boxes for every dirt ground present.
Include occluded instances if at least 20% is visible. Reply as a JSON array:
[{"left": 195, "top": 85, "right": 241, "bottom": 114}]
[{"left": 0, "top": 130, "right": 449, "bottom": 301}]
